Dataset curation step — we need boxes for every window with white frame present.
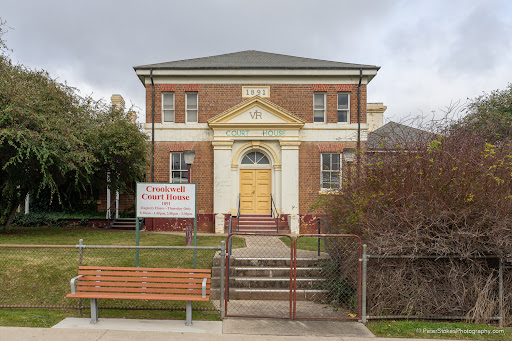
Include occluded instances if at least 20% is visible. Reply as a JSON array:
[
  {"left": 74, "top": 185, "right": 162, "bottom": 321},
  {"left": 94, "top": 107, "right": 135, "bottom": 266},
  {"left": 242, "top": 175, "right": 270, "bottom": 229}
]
[
  {"left": 321, "top": 153, "right": 341, "bottom": 189},
  {"left": 162, "top": 93, "right": 175, "bottom": 122},
  {"left": 170, "top": 152, "right": 188, "bottom": 183},
  {"left": 186, "top": 92, "right": 198, "bottom": 123},
  {"left": 313, "top": 93, "right": 326, "bottom": 123},
  {"left": 337, "top": 93, "right": 350, "bottom": 123}
]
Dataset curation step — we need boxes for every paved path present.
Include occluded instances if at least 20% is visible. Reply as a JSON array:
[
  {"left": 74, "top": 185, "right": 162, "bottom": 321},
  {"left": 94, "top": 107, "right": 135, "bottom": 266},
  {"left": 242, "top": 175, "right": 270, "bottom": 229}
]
[{"left": 0, "top": 324, "right": 464, "bottom": 341}]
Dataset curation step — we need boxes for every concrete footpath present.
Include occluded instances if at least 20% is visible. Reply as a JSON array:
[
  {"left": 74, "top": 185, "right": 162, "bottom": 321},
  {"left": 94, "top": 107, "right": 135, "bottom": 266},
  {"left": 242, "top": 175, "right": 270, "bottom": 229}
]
[{"left": 0, "top": 318, "right": 462, "bottom": 341}]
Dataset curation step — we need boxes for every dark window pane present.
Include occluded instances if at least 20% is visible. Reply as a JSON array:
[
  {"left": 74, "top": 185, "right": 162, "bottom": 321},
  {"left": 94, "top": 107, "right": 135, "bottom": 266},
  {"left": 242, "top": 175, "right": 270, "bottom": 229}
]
[
  {"left": 172, "top": 171, "right": 181, "bottom": 183},
  {"left": 186, "top": 93, "right": 197, "bottom": 109},
  {"left": 180, "top": 171, "right": 188, "bottom": 183},
  {"left": 322, "top": 172, "right": 330, "bottom": 183},
  {"left": 322, "top": 154, "right": 331, "bottom": 170},
  {"left": 164, "top": 110, "right": 174, "bottom": 122},
  {"left": 314, "top": 94, "right": 324, "bottom": 109},
  {"left": 258, "top": 155, "right": 270, "bottom": 164},
  {"left": 172, "top": 153, "right": 180, "bottom": 170},
  {"left": 338, "top": 110, "right": 348, "bottom": 122},
  {"left": 338, "top": 94, "right": 348, "bottom": 107},
  {"left": 332, "top": 154, "right": 340, "bottom": 170},
  {"left": 314, "top": 110, "right": 324, "bottom": 122},
  {"left": 187, "top": 110, "right": 198, "bottom": 122}
]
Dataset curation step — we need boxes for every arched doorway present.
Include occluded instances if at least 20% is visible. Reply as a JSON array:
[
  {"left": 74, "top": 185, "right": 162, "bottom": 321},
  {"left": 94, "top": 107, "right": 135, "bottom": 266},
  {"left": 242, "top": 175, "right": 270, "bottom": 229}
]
[{"left": 239, "top": 151, "right": 272, "bottom": 214}]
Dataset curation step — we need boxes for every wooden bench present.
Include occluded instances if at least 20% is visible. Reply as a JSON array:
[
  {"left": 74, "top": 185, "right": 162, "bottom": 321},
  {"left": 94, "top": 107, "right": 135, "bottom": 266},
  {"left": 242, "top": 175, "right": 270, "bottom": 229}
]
[{"left": 66, "top": 266, "right": 211, "bottom": 325}]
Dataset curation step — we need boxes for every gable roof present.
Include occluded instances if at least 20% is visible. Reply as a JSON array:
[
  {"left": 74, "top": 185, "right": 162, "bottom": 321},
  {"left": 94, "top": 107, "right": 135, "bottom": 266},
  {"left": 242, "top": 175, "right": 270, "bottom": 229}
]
[
  {"left": 134, "top": 50, "right": 380, "bottom": 70},
  {"left": 367, "top": 122, "right": 435, "bottom": 150}
]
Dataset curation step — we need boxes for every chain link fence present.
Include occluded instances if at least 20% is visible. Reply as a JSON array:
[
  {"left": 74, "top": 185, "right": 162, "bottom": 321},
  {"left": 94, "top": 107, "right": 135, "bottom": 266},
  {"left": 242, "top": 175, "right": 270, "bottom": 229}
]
[
  {"left": 225, "top": 234, "right": 294, "bottom": 318},
  {"left": 0, "top": 242, "right": 223, "bottom": 315},
  {"left": 361, "top": 248, "right": 512, "bottom": 327},
  {"left": 294, "top": 234, "right": 361, "bottom": 320}
]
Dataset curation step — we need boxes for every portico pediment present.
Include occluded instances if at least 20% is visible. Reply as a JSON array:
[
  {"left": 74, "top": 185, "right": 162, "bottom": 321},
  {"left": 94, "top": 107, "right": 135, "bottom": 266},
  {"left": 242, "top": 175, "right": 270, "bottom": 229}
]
[{"left": 207, "top": 96, "right": 305, "bottom": 129}]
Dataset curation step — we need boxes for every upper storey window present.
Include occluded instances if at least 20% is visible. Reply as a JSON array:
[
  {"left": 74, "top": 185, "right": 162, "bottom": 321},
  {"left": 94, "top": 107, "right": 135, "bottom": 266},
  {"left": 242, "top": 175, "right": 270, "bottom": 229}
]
[
  {"left": 162, "top": 93, "right": 175, "bottom": 122},
  {"left": 186, "top": 93, "right": 198, "bottom": 123},
  {"left": 337, "top": 93, "right": 350, "bottom": 123},
  {"left": 313, "top": 93, "right": 326, "bottom": 123}
]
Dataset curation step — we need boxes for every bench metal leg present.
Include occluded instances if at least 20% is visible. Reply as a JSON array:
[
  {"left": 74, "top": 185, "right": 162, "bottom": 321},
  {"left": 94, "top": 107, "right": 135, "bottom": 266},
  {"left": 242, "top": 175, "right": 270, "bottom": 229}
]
[
  {"left": 90, "top": 299, "right": 99, "bottom": 324},
  {"left": 185, "top": 301, "right": 192, "bottom": 326}
]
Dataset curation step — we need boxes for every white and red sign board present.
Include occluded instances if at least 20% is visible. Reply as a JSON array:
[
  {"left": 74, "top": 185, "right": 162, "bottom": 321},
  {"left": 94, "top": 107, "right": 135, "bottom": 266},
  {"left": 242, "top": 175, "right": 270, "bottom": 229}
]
[{"left": 136, "top": 183, "right": 196, "bottom": 218}]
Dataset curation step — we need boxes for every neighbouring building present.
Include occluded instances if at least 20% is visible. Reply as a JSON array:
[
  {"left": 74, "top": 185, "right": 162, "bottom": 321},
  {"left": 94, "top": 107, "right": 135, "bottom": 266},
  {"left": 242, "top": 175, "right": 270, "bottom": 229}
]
[{"left": 133, "top": 50, "right": 381, "bottom": 234}]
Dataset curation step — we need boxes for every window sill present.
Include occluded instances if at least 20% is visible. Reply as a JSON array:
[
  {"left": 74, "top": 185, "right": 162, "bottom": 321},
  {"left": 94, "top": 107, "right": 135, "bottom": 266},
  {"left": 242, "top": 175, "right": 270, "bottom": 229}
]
[{"left": 318, "top": 189, "right": 341, "bottom": 194}]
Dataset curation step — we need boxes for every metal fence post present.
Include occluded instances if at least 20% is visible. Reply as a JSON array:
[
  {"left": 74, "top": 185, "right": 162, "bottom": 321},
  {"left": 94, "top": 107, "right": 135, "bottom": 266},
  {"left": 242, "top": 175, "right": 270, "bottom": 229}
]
[
  {"left": 499, "top": 258, "right": 503, "bottom": 328},
  {"left": 220, "top": 241, "right": 225, "bottom": 319},
  {"left": 78, "top": 239, "right": 84, "bottom": 315},
  {"left": 361, "top": 244, "right": 368, "bottom": 323},
  {"left": 317, "top": 218, "right": 321, "bottom": 256}
]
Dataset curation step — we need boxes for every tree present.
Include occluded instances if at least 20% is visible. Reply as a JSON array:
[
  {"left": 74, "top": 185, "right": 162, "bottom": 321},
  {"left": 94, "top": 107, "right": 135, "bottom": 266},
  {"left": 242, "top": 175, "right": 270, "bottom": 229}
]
[
  {"left": 454, "top": 83, "right": 512, "bottom": 143},
  {"left": 0, "top": 24, "right": 148, "bottom": 231},
  {"left": 318, "top": 86, "right": 512, "bottom": 322}
]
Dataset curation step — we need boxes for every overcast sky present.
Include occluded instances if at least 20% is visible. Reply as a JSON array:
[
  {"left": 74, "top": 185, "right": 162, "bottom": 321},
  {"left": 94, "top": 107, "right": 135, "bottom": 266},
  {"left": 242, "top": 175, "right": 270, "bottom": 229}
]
[{"left": 1, "top": 0, "right": 511, "bottom": 123}]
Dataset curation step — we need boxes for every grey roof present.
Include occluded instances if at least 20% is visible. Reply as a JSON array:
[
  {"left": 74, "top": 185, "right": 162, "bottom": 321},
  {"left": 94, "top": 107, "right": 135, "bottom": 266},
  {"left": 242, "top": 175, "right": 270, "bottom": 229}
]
[
  {"left": 367, "top": 122, "right": 434, "bottom": 150},
  {"left": 134, "top": 50, "right": 380, "bottom": 70}
]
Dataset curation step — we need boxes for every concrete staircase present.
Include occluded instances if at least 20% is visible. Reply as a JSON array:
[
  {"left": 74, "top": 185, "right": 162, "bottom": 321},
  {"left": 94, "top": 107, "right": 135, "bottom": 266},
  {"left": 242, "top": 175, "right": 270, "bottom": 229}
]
[
  {"left": 211, "top": 255, "right": 328, "bottom": 301},
  {"left": 109, "top": 218, "right": 142, "bottom": 230},
  {"left": 230, "top": 214, "right": 288, "bottom": 233}
]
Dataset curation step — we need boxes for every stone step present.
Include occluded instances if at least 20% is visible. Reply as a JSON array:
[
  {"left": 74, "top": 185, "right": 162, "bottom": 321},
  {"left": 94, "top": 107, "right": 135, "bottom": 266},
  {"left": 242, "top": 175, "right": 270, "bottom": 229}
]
[
  {"left": 210, "top": 276, "right": 325, "bottom": 289},
  {"left": 213, "top": 257, "right": 327, "bottom": 267},
  {"left": 210, "top": 288, "right": 328, "bottom": 300},
  {"left": 211, "top": 266, "right": 321, "bottom": 277}
]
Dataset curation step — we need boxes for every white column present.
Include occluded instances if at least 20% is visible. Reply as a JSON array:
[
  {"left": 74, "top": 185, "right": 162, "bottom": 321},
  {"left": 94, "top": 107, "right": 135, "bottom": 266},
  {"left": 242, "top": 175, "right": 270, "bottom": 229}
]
[
  {"left": 115, "top": 191, "right": 120, "bottom": 219},
  {"left": 24, "top": 194, "right": 30, "bottom": 214},
  {"left": 230, "top": 165, "right": 238, "bottom": 215},
  {"left": 274, "top": 165, "right": 282, "bottom": 214},
  {"left": 280, "top": 141, "right": 301, "bottom": 234},
  {"left": 213, "top": 141, "right": 233, "bottom": 233},
  {"left": 106, "top": 186, "right": 111, "bottom": 219}
]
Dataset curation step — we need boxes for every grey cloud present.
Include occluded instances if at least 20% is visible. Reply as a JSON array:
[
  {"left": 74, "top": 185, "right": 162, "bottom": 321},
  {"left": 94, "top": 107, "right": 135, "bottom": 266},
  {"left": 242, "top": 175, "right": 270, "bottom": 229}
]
[{"left": 1, "top": 0, "right": 511, "bottom": 122}]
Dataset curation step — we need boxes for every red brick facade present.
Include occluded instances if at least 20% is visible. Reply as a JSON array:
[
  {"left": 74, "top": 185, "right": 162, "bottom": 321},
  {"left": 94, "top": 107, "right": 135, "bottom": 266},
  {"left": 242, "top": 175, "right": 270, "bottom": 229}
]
[
  {"left": 144, "top": 83, "right": 368, "bottom": 233},
  {"left": 146, "top": 84, "right": 366, "bottom": 125}
]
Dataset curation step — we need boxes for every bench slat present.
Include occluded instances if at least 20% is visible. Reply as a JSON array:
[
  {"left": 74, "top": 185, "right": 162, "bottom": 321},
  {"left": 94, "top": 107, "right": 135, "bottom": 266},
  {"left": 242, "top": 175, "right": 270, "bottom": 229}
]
[
  {"left": 77, "top": 286, "right": 210, "bottom": 295},
  {"left": 79, "top": 266, "right": 211, "bottom": 273},
  {"left": 79, "top": 276, "right": 210, "bottom": 284},
  {"left": 77, "top": 281, "right": 209, "bottom": 289},
  {"left": 66, "top": 292, "right": 210, "bottom": 301},
  {"left": 78, "top": 270, "right": 210, "bottom": 278}
]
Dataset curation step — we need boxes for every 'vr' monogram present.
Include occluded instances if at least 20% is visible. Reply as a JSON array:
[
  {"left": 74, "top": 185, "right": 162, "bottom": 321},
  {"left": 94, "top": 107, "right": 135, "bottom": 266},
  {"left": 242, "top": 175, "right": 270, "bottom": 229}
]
[{"left": 249, "top": 110, "right": 262, "bottom": 119}]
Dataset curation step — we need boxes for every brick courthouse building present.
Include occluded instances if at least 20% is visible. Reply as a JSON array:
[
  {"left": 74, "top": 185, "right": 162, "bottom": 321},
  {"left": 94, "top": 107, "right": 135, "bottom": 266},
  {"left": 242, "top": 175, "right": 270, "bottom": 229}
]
[{"left": 133, "top": 51, "right": 381, "bottom": 234}]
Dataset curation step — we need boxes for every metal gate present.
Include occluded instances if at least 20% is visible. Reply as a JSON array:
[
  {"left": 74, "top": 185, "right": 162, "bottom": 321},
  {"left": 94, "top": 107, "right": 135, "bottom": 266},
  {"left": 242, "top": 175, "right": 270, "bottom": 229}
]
[
  {"left": 294, "top": 234, "right": 362, "bottom": 320},
  {"left": 224, "top": 233, "right": 362, "bottom": 320},
  {"left": 225, "top": 233, "right": 294, "bottom": 318}
]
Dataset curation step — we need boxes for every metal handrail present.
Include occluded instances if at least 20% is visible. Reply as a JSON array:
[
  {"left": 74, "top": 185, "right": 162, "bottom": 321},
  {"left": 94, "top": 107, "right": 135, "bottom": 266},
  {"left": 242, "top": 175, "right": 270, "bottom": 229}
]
[
  {"left": 237, "top": 194, "right": 241, "bottom": 232},
  {"left": 270, "top": 194, "right": 279, "bottom": 233},
  {"left": 106, "top": 201, "right": 117, "bottom": 228}
]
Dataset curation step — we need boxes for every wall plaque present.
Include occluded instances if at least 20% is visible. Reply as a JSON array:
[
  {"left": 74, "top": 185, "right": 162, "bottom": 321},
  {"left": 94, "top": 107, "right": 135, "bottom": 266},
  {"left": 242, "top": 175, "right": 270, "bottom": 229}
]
[{"left": 242, "top": 86, "right": 270, "bottom": 98}]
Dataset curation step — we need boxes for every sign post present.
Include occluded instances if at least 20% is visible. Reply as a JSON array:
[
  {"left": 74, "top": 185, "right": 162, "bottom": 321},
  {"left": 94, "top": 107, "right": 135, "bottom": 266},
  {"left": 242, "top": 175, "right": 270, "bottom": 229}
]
[{"left": 135, "top": 182, "right": 197, "bottom": 267}]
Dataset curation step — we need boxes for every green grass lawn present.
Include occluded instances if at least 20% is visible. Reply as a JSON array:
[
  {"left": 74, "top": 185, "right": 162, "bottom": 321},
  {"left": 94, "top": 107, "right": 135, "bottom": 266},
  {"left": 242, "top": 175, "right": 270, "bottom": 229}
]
[
  {"left": 279, "top": 236, "right": 326, "bottom": 252},
  {"left": 367, "top": 320, "right": 511, "bottom": 341},
  {"left": 0, "top": 226, "right": 243, "bottom": 327}
]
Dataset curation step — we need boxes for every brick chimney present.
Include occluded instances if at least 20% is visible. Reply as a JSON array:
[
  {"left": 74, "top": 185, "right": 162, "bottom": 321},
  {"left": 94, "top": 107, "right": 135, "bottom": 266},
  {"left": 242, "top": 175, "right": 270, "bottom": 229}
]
[
  {"left": 367, "top": 102, "right": 387, "bottom": 132},
  {"left": 111, "top": 94, "right": 125, "bottom": 110}
]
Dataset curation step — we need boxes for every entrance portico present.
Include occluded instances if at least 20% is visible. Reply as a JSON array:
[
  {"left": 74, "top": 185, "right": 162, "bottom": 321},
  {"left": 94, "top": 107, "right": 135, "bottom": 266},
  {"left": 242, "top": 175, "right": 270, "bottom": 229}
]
[{"left": 209, "top": 96, "right": 305, "bottom": 234}]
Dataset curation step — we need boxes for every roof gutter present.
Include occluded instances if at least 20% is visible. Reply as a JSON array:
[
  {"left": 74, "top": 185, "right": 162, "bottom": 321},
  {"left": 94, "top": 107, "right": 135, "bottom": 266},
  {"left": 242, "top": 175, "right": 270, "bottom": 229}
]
[{"left": 357, "top": 68, "right": 362, "bottom": 179}]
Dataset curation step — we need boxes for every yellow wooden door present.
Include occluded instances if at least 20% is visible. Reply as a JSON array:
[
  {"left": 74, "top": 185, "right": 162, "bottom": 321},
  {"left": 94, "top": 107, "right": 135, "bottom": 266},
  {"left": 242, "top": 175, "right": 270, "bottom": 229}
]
[{"left": 240, "top": 169, "right": 271, "bottom": 214}]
